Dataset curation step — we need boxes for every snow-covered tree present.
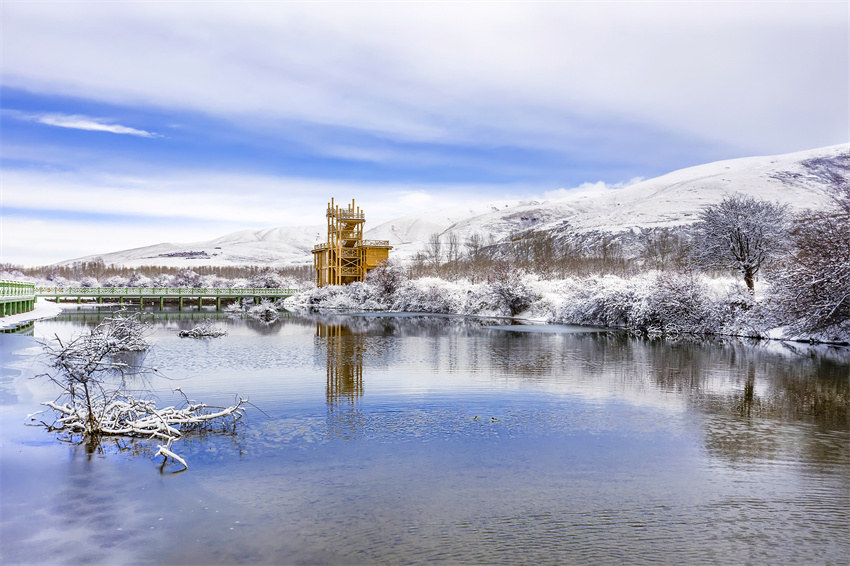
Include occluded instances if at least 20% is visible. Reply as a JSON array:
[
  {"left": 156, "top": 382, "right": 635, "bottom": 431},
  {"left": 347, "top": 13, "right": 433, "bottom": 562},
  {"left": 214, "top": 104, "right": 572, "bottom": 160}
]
[
  {"left": 152, "top": 273, "right": 174, "bottom": 288},
  {"left": 128, "top": 272, "right": 153, "bottom": 288},
  {"left": 250, "top": 269, "right": 283, "bottom": 288},
  {"left": 689, "top": 194, "right": 789, "bottom": 291},
  {"left": 366, "top": 260, "right": 407, "bottom": 301},
  {"left": 174, "top": 269, "right": 201, "bottom": 287},
  {"left": 772, "top": 189, "right": 850, "bottom": 339},
  {"left": 102, "top": 274, "right": 129, "bottom": 288},
  {"left": 79, "top": 276, "right": 99, "bottom": 288},
  {"left": 489, "top": 261, "right": 538, "bottom": 316}
]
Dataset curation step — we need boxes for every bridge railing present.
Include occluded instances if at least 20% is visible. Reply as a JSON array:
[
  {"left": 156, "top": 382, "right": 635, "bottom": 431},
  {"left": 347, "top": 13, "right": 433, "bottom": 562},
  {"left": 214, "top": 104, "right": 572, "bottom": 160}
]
[
  {"left": 1, "top": 280, "right": 36, "bottom": 298},
  {"left": 34, "top": 287, "right": 300, "bottom": 297}
]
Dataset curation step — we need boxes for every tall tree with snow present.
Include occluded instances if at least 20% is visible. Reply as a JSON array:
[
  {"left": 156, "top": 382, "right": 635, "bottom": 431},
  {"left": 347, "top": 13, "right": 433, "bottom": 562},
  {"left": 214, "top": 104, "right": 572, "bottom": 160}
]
[{"left": 689, "top": 194, "right": 789, "bottom": 292}]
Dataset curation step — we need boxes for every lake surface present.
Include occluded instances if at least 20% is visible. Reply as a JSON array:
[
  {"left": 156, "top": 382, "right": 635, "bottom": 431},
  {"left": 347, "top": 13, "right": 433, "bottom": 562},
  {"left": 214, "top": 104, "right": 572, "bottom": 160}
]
[{"left": 1, "top": 309, "right": 848, "bottom": 564}]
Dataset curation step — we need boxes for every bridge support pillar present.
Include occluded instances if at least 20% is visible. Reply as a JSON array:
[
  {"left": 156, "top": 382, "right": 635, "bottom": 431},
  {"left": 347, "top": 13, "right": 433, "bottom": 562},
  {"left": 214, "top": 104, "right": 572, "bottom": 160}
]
[
  {"left": 216, "top": 297, "right": 221, "bottom": 311},
  {"left": 160, "top": 297, "right": 164, "bottom": 310},
  {"left": 179, "top": 297, "right": 183, "bottom": 311}
]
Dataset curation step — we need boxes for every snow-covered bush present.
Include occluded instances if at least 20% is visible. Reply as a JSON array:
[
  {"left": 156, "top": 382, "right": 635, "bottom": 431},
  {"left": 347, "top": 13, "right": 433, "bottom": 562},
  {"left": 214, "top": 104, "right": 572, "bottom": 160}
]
[
  {"left": 771, "top": 208, "right": 850, "bottom": 342},
  {"left": 367, "top": 260, "right": 408, "bottom": 302},
  {"left": 248, "top": 299, "right": 280, "bottom": 321},
  {"left": 174, "top": 269, "right": 201, "bottom": 288},
  {"left": 488, "top": 262, "right": 539, "bottom": 316},
  {"left": 389, "top": 277, "right": 471, "bottom": 314},
  {"left": 47, "top": 275, "right": 71, "bottom": 287},
  {"left": 634, "top": 272, "right": 721, "bottom": 336},
  {"left": 128, "top": 273, "right": 153, "bottom": 288},
  {"left": 152, "top": 273, "right": 174, "bottom": 287},
  {"left": 250, "top": 269, "right": 284, "bottom": 288},
  {"left": 102, "top": 274, "right": 129, "bottom": 288},
  {"left": 178, "top": 319, "right": 227, "bottom": 338},
  {"left": 79, "top": 276, "right": 99, "bottom": 288}
]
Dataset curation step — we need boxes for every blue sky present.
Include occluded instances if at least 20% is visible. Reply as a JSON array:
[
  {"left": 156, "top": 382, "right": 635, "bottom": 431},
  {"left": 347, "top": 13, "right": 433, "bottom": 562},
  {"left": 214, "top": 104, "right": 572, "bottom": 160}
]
[{"left": 1, "top": 1, "right": 848, "bottom": 266}]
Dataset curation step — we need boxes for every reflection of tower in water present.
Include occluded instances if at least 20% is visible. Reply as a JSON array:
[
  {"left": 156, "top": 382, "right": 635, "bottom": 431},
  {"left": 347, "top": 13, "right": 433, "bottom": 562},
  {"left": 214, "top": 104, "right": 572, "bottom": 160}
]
[{"left": 318, "top": 322, "right": 365, "bottom": 438}]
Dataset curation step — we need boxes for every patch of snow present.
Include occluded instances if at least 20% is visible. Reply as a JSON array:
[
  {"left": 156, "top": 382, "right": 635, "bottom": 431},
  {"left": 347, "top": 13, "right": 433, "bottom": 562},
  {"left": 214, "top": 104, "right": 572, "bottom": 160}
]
[{"left": 0, "top": 298, "right": 63, "bottom": 330}]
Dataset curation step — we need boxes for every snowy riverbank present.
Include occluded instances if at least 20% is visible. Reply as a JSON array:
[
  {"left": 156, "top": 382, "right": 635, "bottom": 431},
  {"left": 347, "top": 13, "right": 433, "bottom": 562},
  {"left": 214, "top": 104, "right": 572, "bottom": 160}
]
[
  {"left": 285, "top": 270, "right": 850, "bottom": 346},
  {"left": 0, "top": 298, "right": 64, "bottom": 330}
]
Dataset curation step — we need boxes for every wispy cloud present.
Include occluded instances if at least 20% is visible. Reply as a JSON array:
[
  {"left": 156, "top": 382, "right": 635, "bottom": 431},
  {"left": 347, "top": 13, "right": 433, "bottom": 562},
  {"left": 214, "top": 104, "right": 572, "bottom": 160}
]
[{"left": 14, "top": 111, "right": 160, "bottom": 138}]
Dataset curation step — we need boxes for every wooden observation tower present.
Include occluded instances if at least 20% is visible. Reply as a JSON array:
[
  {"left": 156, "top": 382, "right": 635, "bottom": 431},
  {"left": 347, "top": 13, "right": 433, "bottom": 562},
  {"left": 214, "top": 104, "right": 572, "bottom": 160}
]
[{"left": 312, "top": 198, "right": 392, "bottom": 287}]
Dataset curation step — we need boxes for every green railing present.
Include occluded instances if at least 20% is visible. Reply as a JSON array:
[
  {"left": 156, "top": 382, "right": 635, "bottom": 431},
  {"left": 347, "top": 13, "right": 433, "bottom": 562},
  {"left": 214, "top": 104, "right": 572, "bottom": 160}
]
[
  {"left": 34, "top": 287, "right": 299, "bottom": 297},
  {"left": 1, "top": 280, "right": 36, "bottom": 316}
]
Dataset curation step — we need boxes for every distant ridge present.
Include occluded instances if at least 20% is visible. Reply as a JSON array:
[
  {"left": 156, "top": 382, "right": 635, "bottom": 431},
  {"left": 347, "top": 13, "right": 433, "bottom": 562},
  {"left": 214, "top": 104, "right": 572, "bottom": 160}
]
[{"left": 61, "top": 143, "right": 849, "bottom": 268}]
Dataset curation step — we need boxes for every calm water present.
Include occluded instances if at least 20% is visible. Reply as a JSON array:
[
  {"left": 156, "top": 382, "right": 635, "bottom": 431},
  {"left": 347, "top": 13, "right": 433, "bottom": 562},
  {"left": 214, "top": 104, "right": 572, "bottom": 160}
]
[{"left": 1, "top": 309, "right": 848, "bottom": 564}]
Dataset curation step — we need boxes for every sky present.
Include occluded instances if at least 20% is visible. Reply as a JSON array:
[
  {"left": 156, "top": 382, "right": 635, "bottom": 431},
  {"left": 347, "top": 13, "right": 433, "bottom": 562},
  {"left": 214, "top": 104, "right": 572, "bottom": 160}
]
[{"left": 1, "top": 1, "right": 848, "bottom": 266}]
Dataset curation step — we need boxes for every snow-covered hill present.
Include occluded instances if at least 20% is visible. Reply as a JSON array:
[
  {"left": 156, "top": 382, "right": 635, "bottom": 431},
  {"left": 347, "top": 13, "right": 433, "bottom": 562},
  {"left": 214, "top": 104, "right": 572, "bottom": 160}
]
[
  {"left": 62, "top": 143, "right": 848, "bottom": 267},
  {"left": 61, "top": 225, "right": 324, "bottom": 268}
]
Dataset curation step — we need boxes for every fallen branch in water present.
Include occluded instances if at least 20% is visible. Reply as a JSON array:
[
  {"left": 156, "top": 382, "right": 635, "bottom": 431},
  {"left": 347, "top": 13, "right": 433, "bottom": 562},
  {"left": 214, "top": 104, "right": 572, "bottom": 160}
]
[
  {"left": 178, "top": 319, "right": 227, "bottom": 338},
  {"left": 34, "top": 313, "right": 245, "bottom": 470}
]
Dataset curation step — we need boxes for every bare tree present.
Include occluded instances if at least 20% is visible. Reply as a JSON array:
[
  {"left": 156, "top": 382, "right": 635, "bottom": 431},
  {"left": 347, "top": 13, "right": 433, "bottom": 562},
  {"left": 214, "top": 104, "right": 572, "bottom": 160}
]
[
  {"left": 34, "top": 312, "right": 245, "bottom": 470},
  {"left": 689, "top": 194, "right": 789, "bottom": 291},
  {"left": 426, "top": 232, "right": 443, "bottom": 273},
  {"left": 773, "top": 177, "right": 850, "bottom": 336}
]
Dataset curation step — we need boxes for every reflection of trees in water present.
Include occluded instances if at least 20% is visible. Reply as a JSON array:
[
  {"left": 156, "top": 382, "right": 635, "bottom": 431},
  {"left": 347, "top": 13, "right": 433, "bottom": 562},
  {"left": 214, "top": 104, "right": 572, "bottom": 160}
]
[{"left": 639, "top": 338, "right": 850, "bottom": 468}]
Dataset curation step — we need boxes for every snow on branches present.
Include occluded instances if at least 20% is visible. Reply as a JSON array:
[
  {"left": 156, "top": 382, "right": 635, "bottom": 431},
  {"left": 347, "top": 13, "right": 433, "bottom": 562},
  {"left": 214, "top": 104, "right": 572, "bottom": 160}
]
[
  {"left": 34, "top": 311, "right": 246, "bottom": 471},
  {"left": 178, "top": 319, "right": 227, "bottom": 338},
  {"left": 689, "top": 194, "right": 789, "bottom": 291}
]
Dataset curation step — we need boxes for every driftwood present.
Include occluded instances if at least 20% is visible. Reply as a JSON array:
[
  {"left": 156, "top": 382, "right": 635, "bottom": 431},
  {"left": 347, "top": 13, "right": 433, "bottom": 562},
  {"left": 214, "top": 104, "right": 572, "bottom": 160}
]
[
  {"left": 35, "top": 312, "right": 245, "bottom": 470},
  {"left": 178, "top": 319, "right": 227, "bottom": 338},
  {"left": 34, "top": 391, "right": 246, "bottom": 470}
]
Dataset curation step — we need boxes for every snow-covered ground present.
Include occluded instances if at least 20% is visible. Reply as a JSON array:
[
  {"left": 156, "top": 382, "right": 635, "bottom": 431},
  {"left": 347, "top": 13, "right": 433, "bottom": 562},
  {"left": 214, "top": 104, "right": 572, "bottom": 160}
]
[
  {"left": 0, "top": 298, "right": 64, "bottom": 330},
  {"left": 59, "top": 143, "right": 848, "bottom": 268}
]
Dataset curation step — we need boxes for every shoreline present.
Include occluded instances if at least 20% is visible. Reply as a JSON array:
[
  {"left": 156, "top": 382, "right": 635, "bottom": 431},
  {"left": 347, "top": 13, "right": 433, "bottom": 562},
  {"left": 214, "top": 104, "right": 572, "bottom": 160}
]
[{"left": 0, "top": 298, "right": 64, "bottom": 330}]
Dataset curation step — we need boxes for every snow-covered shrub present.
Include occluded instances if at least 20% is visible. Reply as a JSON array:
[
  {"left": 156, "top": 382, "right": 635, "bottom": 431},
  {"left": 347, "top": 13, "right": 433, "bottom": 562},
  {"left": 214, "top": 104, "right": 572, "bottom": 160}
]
[
  {"left": 549, "top": 275, "right": 646, "bottom": 328},
  {"left": 102, "top": 275, "right": 129, "bottom": 288},
  {"left": 178, "top": 319, "right": 227, "bottom": 338},
  {"left": 392, "top": 278, "right": 466, "bottom": 314},
  {"left": 79, "top": 276, "right": 99, "bottom": 288},
  {"left": 174, "top": 269, "right": 201, "bottom": 288},
  {"left": 250, "top": 269, "right": 284, "bottom": 288},
  {"left": 367, "top": 260, "right": 408, "bottom": 302},
  {"left": 248, "top": 299, "right": 279, "bottom": 321},
  {"left": 770, "top": 207, "right": 850, "bottom": 342},
  {"left": 488, "top": 262, "right": 540, "bottom": 316},
  {"left": 47, "top": 275, "right": 71, "bottom": 286},
  {"left": 633, "top": 272, "right": 721, "bottom": 336},
  {"left": 152, "top": 273, "right": 174, "bottom": 287},
  {"left": 198, "top": 274, "right": 227, "bottom": 288},
  {"left": 128, "top": 273, "right": 152, "bottom": 288}
]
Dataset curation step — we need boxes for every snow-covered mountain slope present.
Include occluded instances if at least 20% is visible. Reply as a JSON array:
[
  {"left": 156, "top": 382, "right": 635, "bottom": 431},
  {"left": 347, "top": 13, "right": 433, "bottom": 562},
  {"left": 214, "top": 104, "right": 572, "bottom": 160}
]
[
  {"left": 370, "top": 143, "right": 848, "bottom": 260},
  {"left": 62, "top": 225, "right": 324, "bottom": 268},
  {"left": 61, "top": 143, "right": 848, "bottom": 267}
]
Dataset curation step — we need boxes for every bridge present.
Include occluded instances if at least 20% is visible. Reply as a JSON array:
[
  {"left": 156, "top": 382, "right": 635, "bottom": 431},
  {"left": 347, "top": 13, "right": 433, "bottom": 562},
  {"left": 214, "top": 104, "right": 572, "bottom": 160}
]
[
  {"left": 34, "top": 286, "right": 300, "bottom": 311},
  {"left": 1, "top": 280, "right": 36, "bottom": 316}
]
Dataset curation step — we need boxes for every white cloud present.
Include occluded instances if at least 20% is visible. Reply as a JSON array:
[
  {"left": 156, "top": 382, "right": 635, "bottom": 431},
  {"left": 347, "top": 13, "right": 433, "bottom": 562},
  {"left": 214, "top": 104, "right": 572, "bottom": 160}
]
[
  {"left": 1, "top": 2, "right": 846, "bottom": 153},
  {"left": 542, "top": 178, "right": 644, "bottom": 202},
  {"left": 0, "top": 167, "right": 535, "bottom": 264},
  {"left": 15, "top": 112, "right": 160, "bottom": 137}
]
